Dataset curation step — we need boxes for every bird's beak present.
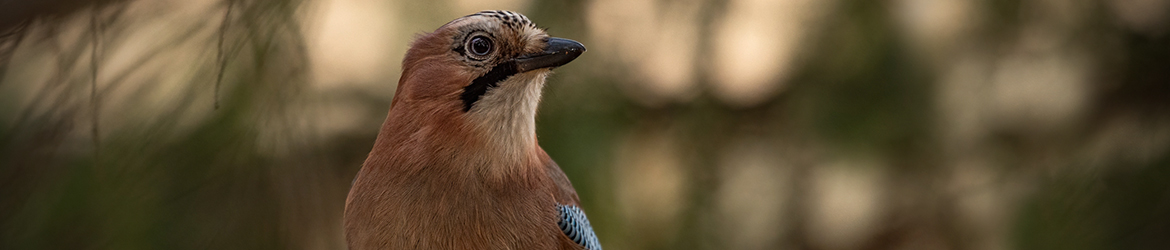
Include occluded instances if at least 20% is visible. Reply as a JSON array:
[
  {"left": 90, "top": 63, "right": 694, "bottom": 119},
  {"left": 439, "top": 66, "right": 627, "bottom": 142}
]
[{"left": 515, "top": 37, "right": 586, "bottom": 72}]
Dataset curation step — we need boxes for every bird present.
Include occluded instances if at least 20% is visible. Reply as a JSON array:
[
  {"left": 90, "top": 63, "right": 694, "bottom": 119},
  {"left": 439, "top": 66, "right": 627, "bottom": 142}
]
[{"left": 343, "top": 10, "right": 599, "bottom": 250}]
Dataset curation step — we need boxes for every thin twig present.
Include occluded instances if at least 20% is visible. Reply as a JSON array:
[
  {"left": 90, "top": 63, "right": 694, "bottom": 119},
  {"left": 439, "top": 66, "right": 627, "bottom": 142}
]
[
  {"left": 214, "top": 0, "right": 235, "bottom": 110},
  {"left": 90, "top": 5, "right": 102, "bottom": 158},
  {"left": 0, "top": 20, "right": 30, "bottom": 85}
]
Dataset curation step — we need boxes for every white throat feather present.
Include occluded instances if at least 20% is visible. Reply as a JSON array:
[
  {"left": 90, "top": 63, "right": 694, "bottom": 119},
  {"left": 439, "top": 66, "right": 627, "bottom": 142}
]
[{"left": 464, "top": 69, "right": 550, "bottom": 165}]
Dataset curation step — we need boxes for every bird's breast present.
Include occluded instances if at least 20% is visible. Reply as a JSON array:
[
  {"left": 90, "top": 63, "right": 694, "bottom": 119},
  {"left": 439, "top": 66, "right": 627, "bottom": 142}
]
[{"left": 344, "top": 159, "right": 561, "bottom": 249}]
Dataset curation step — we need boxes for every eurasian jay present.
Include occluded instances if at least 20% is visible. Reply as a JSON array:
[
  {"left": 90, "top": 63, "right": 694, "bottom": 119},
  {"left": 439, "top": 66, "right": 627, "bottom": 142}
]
[{"left": 343, "top": 10, "right": 600, "bottom": 250}]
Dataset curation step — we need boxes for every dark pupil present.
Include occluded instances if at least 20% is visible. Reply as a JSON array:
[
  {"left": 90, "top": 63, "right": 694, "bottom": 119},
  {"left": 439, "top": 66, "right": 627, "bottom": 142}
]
[{"left": 470, "top": 37, "right": 491, "bottom": 56}]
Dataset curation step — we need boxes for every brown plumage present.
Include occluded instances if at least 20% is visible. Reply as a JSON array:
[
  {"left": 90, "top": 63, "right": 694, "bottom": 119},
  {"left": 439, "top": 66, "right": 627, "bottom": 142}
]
[{"left": 344, "top": 10, "right": 596, "bottom": 250}]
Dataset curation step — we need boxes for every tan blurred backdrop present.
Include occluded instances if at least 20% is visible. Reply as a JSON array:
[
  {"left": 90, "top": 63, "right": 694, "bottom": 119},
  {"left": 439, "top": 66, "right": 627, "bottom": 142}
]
[{"left": 2, "top": 0, "right": 1169, "bottom": 249}]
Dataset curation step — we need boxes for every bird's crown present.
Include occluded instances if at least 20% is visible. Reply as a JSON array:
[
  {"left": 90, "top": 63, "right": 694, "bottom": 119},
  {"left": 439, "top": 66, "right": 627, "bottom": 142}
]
[{"left": 463, "top": 10, "right": 537, "bottom": 30}]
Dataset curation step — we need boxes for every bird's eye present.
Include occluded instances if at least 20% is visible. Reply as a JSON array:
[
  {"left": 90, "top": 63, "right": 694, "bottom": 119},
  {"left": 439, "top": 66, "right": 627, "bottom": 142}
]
[{"left": 469, "top": 36, "right": 493, "bottom": 56}]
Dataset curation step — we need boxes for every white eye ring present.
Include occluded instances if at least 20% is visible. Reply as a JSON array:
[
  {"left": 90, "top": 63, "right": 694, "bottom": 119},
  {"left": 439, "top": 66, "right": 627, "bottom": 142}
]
[{"left": 467, "top": 36, "right": 493, "bottom": 57}]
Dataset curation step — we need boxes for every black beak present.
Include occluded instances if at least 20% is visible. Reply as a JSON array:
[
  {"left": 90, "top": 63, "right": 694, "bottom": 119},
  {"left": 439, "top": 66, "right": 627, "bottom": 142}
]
[{"left": 515, "top": 37, "right": 586, "bottom": 72}]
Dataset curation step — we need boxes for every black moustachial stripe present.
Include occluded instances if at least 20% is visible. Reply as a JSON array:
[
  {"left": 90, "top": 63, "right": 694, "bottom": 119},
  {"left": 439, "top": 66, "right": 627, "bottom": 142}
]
[{"left": 461, "top": 61, "right": 518, "bottom": 112}]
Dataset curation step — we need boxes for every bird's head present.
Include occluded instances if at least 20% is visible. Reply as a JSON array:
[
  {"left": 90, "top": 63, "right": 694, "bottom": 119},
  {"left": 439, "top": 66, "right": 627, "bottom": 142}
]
[{"left": 383, "top": 10, "right": 584, "bottom": 162}]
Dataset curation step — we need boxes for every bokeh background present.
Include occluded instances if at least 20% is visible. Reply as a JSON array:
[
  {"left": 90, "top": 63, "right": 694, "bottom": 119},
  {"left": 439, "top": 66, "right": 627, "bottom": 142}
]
[{"left": 2, "top": 0, "right": 1169, "bottom": 249}]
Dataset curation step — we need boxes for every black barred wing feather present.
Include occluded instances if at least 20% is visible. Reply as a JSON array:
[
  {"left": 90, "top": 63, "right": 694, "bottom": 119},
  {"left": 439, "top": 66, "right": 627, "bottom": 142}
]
[{"left": 556, "top": 204, "right": 602, "bottom": 250}]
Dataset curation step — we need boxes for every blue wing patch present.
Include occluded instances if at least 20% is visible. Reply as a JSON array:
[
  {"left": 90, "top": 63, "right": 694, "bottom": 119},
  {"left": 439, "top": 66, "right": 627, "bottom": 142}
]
[{"left": 557, "top": 204, "right": 602, "bottom": 250}]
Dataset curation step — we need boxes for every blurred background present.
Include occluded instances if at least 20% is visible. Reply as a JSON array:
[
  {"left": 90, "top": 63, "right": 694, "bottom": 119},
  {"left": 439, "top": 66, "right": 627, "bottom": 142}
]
[{"left": 2, "top": 0, "right": 1168, "bottom": 249}]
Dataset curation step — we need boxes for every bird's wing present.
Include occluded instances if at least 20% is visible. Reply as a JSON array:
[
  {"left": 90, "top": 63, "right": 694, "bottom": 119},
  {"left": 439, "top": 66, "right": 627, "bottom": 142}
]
[
  {"left": 542, "top": 156, "right": 602, "bottom": 250},
  {"left": 557, "top": 204, "right": 602, "bottom": 250},
  {"left": 544, "top": 158, "right": 581, "bottom": 205}
]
